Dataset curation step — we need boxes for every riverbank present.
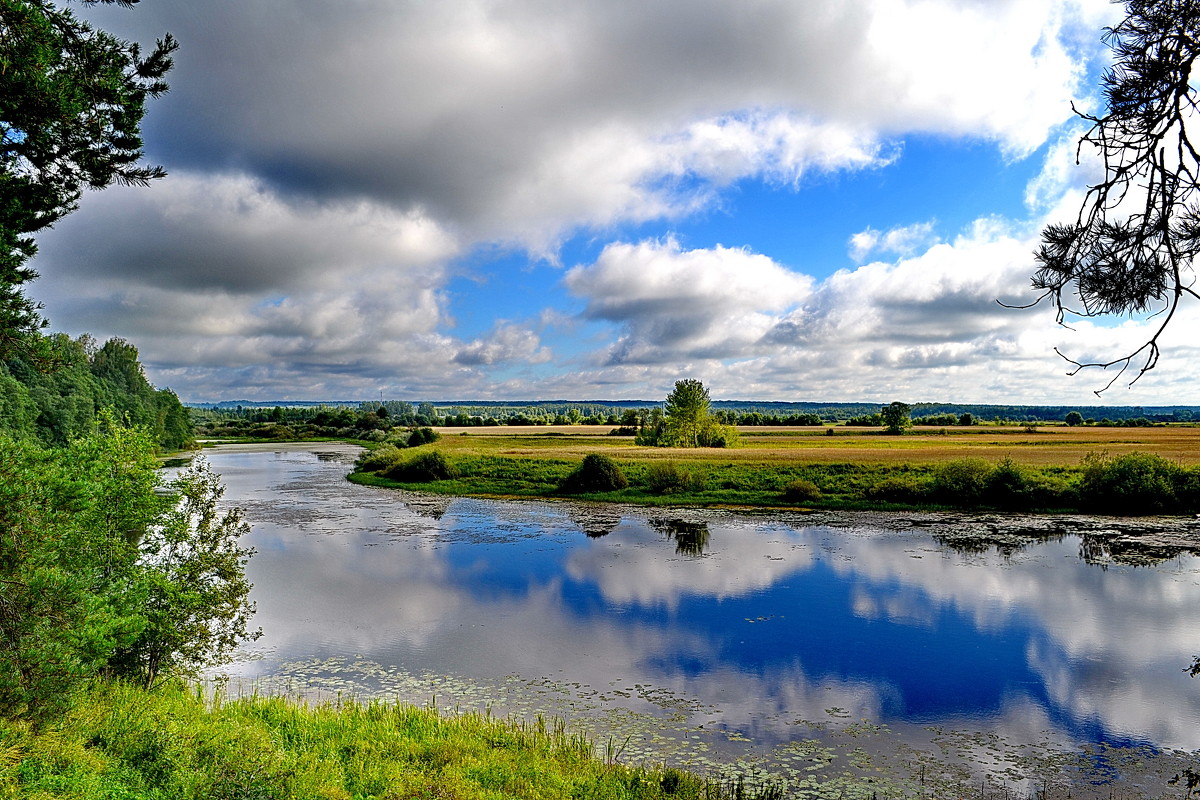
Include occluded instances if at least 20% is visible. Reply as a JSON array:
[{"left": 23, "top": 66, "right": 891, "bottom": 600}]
[
  {"left": 4, "top": 681, "right": 776, "bottom": 799},
  {"left": 344, "top": 425, "right": 1200, "bottom": 516}
]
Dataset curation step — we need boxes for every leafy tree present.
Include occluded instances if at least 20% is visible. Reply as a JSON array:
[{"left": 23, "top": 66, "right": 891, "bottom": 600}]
[
  {"left": 1, "top": 0, "right": 176, "bottom": 355},
  {"left": 881, "top": 401, "right": 912, "bottom": 434},
  {"left": 0, "top": 421, "right": 257, "bottom": 720},
  {"left": 107, "top": 458, "right": 259, "bottom": 688},
  {"left": 664, "top": 379, "right": 711, "bottom": 447},
  {"left": 1065, "top": 410, "right": 1085, "bottom": 426},
  {"left": 1021, "top": 1, "right": 1200, "bottom": 391},
  {"left": 0, "top": 420, "right": 162, "bottom": 721},
  {"left": 1, "top": 332, "right": 192, "bottom": 449}
]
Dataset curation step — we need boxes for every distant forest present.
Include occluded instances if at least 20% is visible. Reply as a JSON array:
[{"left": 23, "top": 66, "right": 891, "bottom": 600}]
[{"left": 191, "top": 397, "right": 1200, "bottom": 434}]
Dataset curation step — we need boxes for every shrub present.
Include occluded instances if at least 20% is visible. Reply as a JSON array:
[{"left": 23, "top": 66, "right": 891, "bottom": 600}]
[
  {"left": 559, "top": 454, "right": 628, "bottom": 493},
  {"left": 357, "top": 443, "right": 406, "bottom": 473},
  {"left": 865, "top": 475, "right": 931, "bottom": 504},
  {"left": 697, "top": 423, "right": 738, "bottom": 448},
  {"left": 1079, "top": 451, "right": 1181, "bottom": 513},
  {"left": 644, "top": 461, "right": 706, "bottom": 494},
  {"left": 406, "top": 427, "right": 441, "bottom": 447},
  {"left": 383, "top": 450, "right": 459, "bottom": 482},
  {"left": 984, "top": 457, "right": 1031, "bottom": 509},
  {"left": 933, "top": 458, "right": 993, "bottom": 505},
  {"left": 782, "top": 478, "right": 822, "bottom": 503}
]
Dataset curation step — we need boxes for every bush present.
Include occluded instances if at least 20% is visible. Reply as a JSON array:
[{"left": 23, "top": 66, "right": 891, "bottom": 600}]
[
  {"left": 406, "top": 427, "right": 441, "bottom": 447},
  {"left": 984, "top": 457, "right": 1031, "bottom": 509},
  {"left": 559, "top": 454, "right": 628, "bottom": 493},
  {"left": 383, "top": 450, "right": 459, "bottom": 482},
  {"left": 865, "top": 475, "right": 931, "bottom": 504},
  {"left": 357, "top": 443, "right": 406, "bottom": 473},
  {"left": 1079, "top": 451, "right": 1181, "bottom": 513},
  {"left": 644, "top": 461, "right": 706, "bottom": 494},
  {"left": 933, "top": 458, "right": 993, "bottom": 505},
  {"left": 782, "top": 478, "right": 822, "bottom": 503},
  {"left": 697, "top": 423, "right": 738, "bottom": 448}
]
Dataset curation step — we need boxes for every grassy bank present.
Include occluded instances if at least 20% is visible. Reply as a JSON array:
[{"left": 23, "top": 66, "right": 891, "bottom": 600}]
[
  {"left": 348, "top": 425, "right": 1200, "bottom": 514},
  {"left": 2, "top": 681, "right": 775, "bottom": 800}
]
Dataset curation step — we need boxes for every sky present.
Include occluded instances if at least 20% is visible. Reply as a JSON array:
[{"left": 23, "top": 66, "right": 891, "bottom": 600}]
[{"left": 29, "top": 0, "right": 1200, "bottom": 405}]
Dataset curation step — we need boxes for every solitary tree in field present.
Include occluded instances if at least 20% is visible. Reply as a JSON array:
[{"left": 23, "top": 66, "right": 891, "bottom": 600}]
[
  {"left": 1065, "top": 410, "right": 1085, "bottom": 426},
  {"left": 881, "top": 401, "right": 912, "bottom": 435},
  {"left": 1017, "top": 0, "right": 1200, "bottom": 391},
  {"left": 664, "top": 379, "right": 711, "bottom": 447}
]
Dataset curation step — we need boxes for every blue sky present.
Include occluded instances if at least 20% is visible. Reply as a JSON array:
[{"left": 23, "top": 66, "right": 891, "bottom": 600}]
[{"left": 32, "top": 0, "right": 1200, "bottom": 404}]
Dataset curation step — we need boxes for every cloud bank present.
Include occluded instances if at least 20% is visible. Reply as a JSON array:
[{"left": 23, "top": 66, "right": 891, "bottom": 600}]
[{"left": 27, "top": 0, "right": 1154, "bottom": 402}]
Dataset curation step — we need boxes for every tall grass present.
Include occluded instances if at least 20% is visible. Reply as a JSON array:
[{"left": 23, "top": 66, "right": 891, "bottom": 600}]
[{"left": 1, "top": 681, "right": 779, "bottom": 799}]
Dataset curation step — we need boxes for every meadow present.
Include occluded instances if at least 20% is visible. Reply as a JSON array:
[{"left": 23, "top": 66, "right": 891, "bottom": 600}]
[{"left": 349, "top": 423, "right": 1200, "bottom": 514}]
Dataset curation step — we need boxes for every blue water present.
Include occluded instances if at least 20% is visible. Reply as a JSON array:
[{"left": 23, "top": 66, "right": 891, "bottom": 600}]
[{"left": 198, "top": 443, "right": 1200, "bottom": 786}]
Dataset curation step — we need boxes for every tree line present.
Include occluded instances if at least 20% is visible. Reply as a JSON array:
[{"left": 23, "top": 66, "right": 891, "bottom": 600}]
[{"left": 1, "top": 332, "right": 192, "bottom": 450}]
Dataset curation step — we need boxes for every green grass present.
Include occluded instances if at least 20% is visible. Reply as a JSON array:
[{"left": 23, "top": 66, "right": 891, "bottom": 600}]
[
  {"left": 350, "top": 446, "right": 1200, "bottom": 515},
  {"left": 1, "top": 681, "right": 778, "bottom": 800}
]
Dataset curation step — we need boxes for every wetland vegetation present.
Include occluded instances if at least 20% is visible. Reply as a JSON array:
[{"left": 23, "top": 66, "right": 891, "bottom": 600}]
[
  {"left": 348, "top": 422, "right": 1200, "bottom": 516},
  {"left": 4, "top": 682, "right": 760, "bottom": 800}
]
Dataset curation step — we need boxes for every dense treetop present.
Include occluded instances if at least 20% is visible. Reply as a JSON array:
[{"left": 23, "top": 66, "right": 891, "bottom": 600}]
[{"left": 0, "top": 332, "right": 191, "bottom": 449}]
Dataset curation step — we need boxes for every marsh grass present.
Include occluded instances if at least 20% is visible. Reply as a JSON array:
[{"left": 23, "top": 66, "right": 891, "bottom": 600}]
[{"left": 2, "top": 682, "right": 779, "bottom": 799}]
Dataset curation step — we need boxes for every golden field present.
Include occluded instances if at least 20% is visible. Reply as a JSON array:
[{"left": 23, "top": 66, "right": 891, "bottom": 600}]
[{"left": 429, "top": 423, "right": 1200, "bottom": 468}]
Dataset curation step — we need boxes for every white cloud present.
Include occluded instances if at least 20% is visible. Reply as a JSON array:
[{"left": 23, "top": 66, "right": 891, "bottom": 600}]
[
  {"left": 848, "top": 221, "right": 939, "bottom": 262},
  {"left": 564, "top": 238, "right": 813, "bottom": 365},
  {"left": 453, "top": 322, "right": 551, "bottom": 366},
  {"left": 29, "top": 0, "right": 1140, "bottom": 401}
]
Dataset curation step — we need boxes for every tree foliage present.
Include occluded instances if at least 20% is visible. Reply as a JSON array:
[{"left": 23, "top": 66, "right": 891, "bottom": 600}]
[
  {"left": 1023, "top": 0, "right": 1200, "bottom": 391},
  {"left": 881, "top": 401, "right": 912, "bottom": 434},
  {"left": 107, "top": 458, "right": 259, "bottom": 689},
  {"left": 664, "top": 379, "right": 711, "bottom": 447},
  {"left": 0, "top": 424, "right": 257, "bottom": 721},
  {"left": 0, "top": 0, "right": 175, "bottom": 354},
  {"left": 0, "top": 332, "right": 191, "bottom": 449}
]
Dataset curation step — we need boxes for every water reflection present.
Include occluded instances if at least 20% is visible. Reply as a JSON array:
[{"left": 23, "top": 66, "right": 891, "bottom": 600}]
[
  {"left": 202, "top": 444, "right": 1200, "bottom": 795},
  {"left": 650, "top": 518, "right": 711, "bottom": 556}
]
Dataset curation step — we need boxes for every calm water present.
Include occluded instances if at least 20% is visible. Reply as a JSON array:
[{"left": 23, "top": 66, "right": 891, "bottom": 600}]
[{"left": 198, "top": 443, "right": 1200, "bottom": 797}]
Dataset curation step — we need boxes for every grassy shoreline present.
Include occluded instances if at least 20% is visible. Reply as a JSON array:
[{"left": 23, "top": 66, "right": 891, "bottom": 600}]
[
  {"left": 342, "top": 424, "right": 1200, "bottom": 516},
  {"left": 3, "top": 681, "right": 772, "bottom": 799}
]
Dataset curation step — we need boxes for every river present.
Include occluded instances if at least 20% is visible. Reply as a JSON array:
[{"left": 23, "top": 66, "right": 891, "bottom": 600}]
[{"left": 193, "top": 442, "right": 1200, "bottom": 798}]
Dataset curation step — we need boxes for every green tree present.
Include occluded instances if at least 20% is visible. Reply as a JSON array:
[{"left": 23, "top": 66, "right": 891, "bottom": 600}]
[
  {"left": 664, "top": 379, "right": 711, "bottom": 447},
  {"left": 881, "top": 401, "right": 912, "bottom": 434},
  {"left": 634, "top": 406, "right": 665, "bottom": 446},
  {"left": 0, "top": 422, "right": 159, "bottom": 722},
  {"left": 107, "top": 458, "right": 260, "bottom": 688},
  {"left": 1, "top": 0, "right": 175, "bottom": 355},
  {"left": 0, "top": 422, "right": 256, "bottom": 720},
  {"left": 1022, "top": 1, "right": 1200, "bottom": 391},
  {"left": 1065, "top": 410, "right": 1085, "bottom": 426}
]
